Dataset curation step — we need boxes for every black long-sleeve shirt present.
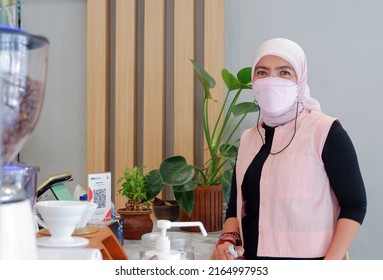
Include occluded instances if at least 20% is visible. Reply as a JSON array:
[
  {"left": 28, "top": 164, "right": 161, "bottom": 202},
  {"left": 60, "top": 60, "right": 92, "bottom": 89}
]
[{"left": 226, "top": 121, "right": 367, "bottom": 260}]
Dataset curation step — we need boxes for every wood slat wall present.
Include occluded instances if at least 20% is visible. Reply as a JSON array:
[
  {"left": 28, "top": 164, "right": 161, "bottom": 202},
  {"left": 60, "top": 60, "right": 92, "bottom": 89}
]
[
  {"left": 173, "top": 0, "right": 195, "bottom": 163},
  {"left": 203, "top": 0, "right": 225, "bottom": 163},
  {"left": 87, "top": 0, "right": 110, "bottom": 174},
  {"left": 142, "top": 0, "right": 166, "bottom": 172},
  {"left": 114, "top": 0, "right": 137, "bottom": 209},
  {"left": 87, "top": 0, "right": 224, "bottom": 210}
]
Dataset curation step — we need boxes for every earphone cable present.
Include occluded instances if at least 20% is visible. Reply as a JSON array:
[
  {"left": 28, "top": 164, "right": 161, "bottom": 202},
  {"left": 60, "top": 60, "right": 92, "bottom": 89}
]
[{"left": 256, "top": 101, "right": 299, "bottom": 155}]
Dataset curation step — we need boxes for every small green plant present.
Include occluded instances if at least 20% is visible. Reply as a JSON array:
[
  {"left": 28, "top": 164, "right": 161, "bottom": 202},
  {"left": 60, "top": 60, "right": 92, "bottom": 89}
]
[{"left": 117, "top": 166, "right": 151, "bottom": 211}]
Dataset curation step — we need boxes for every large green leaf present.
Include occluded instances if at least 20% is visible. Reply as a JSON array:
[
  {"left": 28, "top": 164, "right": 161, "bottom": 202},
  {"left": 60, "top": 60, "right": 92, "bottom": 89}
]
[
  {"left": 222, "top": 170, "right": 233, "bottom": 204},
  {"left": 159, "top": 156, "right": 195, "bottom": 186},
  {"left": 237, "top": 67, "right": 252, "bottom": 85},
  {"left": 174, "top": 190, "right": 195, "bottom": 217},
  {"left": 231, "top": 101, "right": 259, "bottom": 117},
  {"left": 222, "top": 68, "right": 241, "bottom": 91},
  {"left": 173, "top": 180, "right": 197, "bottom": 192},
  {"left": 145, "top": 169, "right": 164, "bottom": 201}
]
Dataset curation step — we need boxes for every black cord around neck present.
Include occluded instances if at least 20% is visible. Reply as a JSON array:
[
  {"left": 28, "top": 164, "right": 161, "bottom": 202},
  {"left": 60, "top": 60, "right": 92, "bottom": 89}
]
[{"left": 256, "top": 101, "right": 299, "bottom": 155}]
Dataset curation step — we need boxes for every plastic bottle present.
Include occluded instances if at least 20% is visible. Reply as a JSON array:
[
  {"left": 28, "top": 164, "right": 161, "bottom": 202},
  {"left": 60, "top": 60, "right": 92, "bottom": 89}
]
[
  {"left": 111, "top": 201, "right": 116, "bottom": 219},
  {"left": 79, "top": 194, "right": 88, "bottom": 201}
]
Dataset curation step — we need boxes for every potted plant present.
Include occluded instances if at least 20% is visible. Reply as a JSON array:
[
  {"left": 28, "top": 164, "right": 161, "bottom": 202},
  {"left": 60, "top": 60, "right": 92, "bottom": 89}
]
[
  {"left": 116, "top": 166, "right": 154, "bottom": 240},
  {"left": 151, "top": 197, "right": 180, "bottom": 222},
  {"left": 145, "top": 60, "right": 258, "bottom": 231}
]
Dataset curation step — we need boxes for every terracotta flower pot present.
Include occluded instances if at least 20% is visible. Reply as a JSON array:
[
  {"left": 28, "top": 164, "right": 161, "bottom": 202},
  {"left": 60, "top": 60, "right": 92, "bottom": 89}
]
[{"left": 117, "top": 208, "right": 153, "bottom": 240}]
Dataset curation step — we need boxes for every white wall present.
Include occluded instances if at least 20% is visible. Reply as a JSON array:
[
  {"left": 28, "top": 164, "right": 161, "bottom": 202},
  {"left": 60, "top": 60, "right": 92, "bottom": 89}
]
[
  {"left": 19, "top": 0, "right": 381, "bottom": 259},
  {"left": 225, "top": 0, "right": 382, "bottom": 259}
]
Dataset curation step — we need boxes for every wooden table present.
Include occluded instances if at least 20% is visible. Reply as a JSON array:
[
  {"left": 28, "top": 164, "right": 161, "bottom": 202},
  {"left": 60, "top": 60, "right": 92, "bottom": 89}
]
[{"left": 37, "top": 226, "right": 129, "bottom": 260}]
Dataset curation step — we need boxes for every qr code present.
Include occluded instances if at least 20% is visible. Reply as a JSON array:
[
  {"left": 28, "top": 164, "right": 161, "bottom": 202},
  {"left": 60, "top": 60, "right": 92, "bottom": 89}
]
[{"left": 93, "top": 188, "right": 106, "bottom": 208}]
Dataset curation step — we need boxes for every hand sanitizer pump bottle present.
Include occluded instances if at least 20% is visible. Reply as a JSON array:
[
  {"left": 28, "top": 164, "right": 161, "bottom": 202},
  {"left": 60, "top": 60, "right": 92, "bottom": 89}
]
[{"left": 142, "top": 220, "right": 207, "bottom": 260}]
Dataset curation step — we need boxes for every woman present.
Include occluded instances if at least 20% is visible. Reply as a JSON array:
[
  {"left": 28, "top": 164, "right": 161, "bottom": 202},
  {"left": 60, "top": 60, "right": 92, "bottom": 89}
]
[{"left": 211, "top": 38, "right": 367, "bottom": 260}]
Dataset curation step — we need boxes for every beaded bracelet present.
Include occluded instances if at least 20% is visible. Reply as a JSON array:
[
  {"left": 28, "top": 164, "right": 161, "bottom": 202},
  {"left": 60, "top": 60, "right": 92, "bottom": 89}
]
[
  {"left": 218, "top": 231, "right": 242, "bottom": 246},
  {"left": 216, "top": 238, "right": 236, "bottom": 247}
]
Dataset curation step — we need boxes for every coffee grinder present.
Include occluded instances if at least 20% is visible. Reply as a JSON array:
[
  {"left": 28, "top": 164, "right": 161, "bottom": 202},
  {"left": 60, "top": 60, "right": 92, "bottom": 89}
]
[{"left": 0, "top": 26, "right": 49, "bottom": 259}]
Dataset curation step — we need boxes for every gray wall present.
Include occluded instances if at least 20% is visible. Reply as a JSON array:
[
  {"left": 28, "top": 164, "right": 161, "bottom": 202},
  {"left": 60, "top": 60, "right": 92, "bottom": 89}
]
[
  {"left": 19, "top": 0, "right": 381, "bottom": 259},
  {"left": 20, "top": 0, "right": 87, "bottom": 193}
]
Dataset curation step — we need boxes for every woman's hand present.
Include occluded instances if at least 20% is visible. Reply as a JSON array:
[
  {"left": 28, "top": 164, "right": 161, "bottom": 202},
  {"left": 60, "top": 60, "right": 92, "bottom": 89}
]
[
  {"left": 324, "top": 218, "right": 361, "bottom": 260},
  {"left": 211, "top": 241, "right": 244, "bottom": 260}
]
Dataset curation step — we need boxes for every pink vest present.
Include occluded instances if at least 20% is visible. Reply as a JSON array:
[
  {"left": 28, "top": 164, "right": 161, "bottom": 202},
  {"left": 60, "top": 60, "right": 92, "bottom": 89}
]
[{"left": 236, "top": 110, "right": 340, "bottom": 258}]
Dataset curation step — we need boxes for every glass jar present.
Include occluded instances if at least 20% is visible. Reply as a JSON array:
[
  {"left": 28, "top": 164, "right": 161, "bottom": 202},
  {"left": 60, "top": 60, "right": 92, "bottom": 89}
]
[{"left": 139, "top": 231, "right": 194, "bottom": 260}]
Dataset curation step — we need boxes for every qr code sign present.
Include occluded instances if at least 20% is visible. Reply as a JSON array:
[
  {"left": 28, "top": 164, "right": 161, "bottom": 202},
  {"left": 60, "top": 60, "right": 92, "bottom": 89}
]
[
  {"left": 93, "top": 188, "right": 106, "bottom": 208},
  {"left": 88, "top": 172, "right": 111, "bottom": 221}
]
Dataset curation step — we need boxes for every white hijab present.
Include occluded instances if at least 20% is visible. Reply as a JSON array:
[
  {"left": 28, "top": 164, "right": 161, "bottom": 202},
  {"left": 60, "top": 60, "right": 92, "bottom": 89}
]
[{"left": 251, "top": 38, "right": 321, "bottom": 126}]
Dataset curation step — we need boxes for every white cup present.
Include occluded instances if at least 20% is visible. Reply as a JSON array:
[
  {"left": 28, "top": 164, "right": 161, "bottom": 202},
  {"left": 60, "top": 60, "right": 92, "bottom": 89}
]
[{"left": 35, "top": 200, "right": 88, "bottom": 240}]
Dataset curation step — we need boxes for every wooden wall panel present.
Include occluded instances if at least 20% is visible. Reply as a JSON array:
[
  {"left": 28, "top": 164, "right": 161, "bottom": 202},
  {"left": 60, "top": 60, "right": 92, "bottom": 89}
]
[
  {"left": 173, "top": 0, "right": 195, "bottom": 163},
  {"left": 203, "top": 0, "right": 225, "bottom": 163},
  {"left": 87, "top": 0, "right": 225, "bottom": 210},
  {"left": 114, "top": 0, "right": 137, "bottom": 209},
  {"left": 87, "top": 0, "right": 110, "bottom": 174},
  {"left": 142, "top": 0, "right": 166, "bottom": 171}
]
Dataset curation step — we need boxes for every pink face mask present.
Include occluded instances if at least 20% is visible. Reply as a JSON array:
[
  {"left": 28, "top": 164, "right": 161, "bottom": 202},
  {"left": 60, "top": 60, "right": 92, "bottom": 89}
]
[{"left": 253, "top": 77, "right": 298, "bottom": 117}]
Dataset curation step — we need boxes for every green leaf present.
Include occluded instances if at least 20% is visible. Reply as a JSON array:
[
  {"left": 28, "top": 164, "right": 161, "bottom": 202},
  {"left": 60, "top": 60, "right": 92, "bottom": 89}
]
[
  {"left": 227, "top": 154, "right": 237, "bottom": 168},
  {"left": 145, "top": 169, "right": 164, "bottom": 201},
  {"left": 117, "top": 166, "right": 148, "bottom": 203},
  {"left": 191, "top": 59, "right": 215, "bottom": 99},
  {"left": 173, "top": 180, "right": 197, "bottom": 192},
  {"left": 231, "top": 102, "right": 259, "bottom": 117},
  {"left": 191, "top": 59, "right": 215, "bottom": 88},
  {"left": 222, "top": 170, "right": 233, "bottom": 204},
  {"left": 159, "top": 156, "right": 195, "bottom": 186},
  {"left": 221, "top": 68, "right": 241, "bottom": 91},
  {"left": 219, "top": 144, "right": 238, "bottom": 169},
  {"left": 219, "top": 144, "right": 238, "bottom": 158},
  {"left": 237, "top": 67, "right": 252, "bottom": 84},
  {"left": 174, "top": 190, "right": 195, "bottom": 217}
]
